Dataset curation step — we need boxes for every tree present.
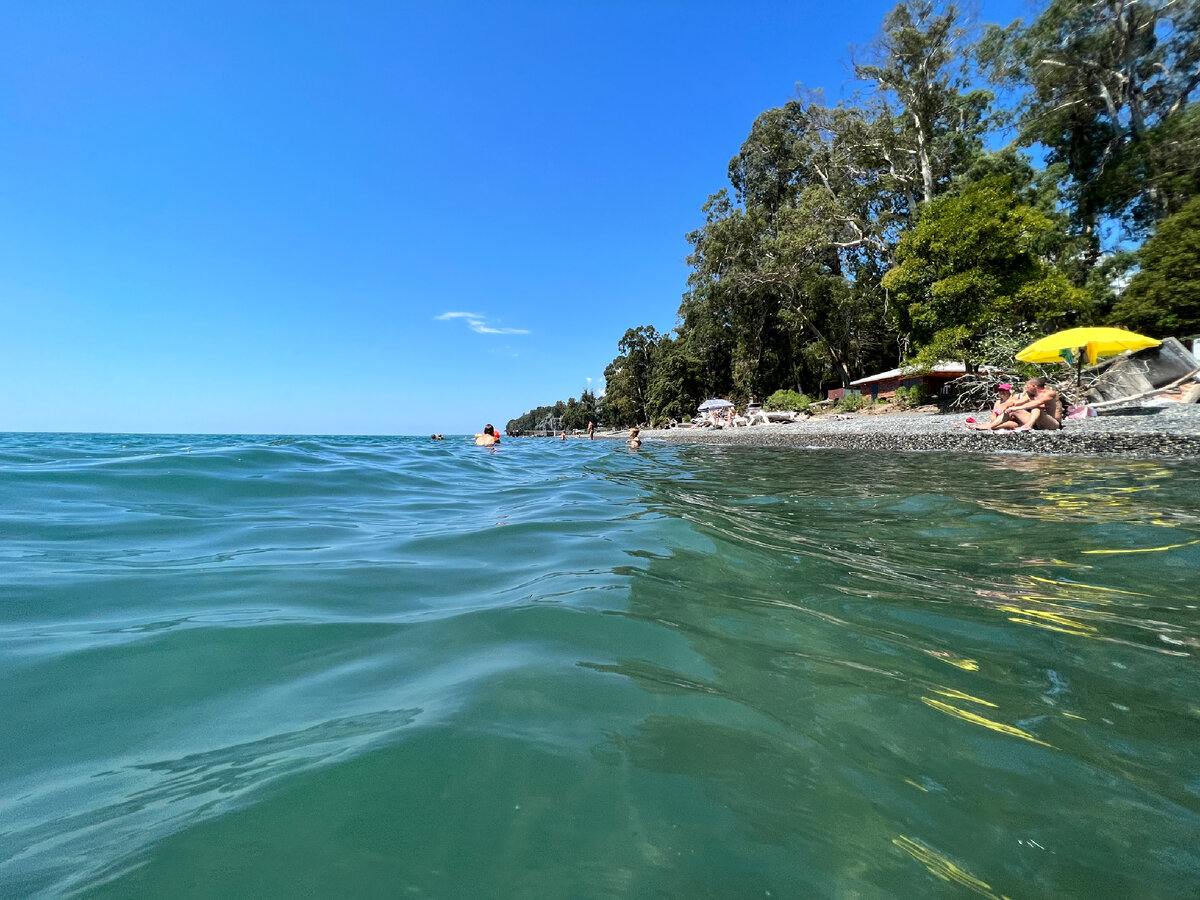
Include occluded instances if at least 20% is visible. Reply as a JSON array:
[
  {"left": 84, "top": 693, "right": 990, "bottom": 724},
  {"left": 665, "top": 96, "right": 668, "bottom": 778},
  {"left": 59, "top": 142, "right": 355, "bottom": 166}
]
[
  {"left": 1109, "top": 195, "right": 1200, "bottom": 336},
  {"left": 645, "top": 336, "right": 706, "bottom": 424},
  {"left": 855, "top": 1, "right": 994, "bottom": 207},
  {"left": 980, "top": 0, "right": 1200, "bottom": 242},
  {"left": 600, "top": 326, "right": 664, "bottom": 427},
  {"left": 883, "top": 177, "right": 1087, "bottom": 366}
]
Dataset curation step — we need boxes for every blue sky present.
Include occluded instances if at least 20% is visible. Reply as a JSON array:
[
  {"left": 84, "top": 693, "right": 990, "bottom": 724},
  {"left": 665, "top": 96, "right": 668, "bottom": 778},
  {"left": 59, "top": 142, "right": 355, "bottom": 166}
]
[{"left": 2, "top": 0, "right": 1031, "bottom": 435}]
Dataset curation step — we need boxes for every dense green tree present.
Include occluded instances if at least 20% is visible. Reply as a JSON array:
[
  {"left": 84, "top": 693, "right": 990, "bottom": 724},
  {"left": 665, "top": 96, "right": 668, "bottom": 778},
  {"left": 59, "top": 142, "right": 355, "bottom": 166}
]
[
  {"left": 506, "top": 388, "right": 599, "bottom": 433},
  {"left": 600, "top": 326, "right": 664, "bottom": 426},
  {"left": 883, "top": 177, "right": 1088, "bottom": 366},
  {"left": 1109, "top": 196, "right": 1200, "bottom": 335}
]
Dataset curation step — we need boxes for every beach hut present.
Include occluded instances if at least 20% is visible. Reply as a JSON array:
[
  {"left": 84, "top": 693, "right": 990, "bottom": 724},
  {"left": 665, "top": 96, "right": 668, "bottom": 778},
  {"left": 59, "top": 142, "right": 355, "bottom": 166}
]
[{"left": 849, "top": 362, "right": 968, "bottom": 402}]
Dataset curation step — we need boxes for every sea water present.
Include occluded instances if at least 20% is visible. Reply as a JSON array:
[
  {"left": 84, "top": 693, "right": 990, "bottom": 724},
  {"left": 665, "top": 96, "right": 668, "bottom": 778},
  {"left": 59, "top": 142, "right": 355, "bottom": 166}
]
[{"left": 1, "top": 433, "right": 1198, "bottom": 898}]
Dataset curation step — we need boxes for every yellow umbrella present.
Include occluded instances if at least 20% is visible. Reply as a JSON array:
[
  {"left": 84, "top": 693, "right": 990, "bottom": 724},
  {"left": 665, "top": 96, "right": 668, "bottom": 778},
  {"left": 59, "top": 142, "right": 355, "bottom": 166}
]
[{"left": 1017, "top": 327, "right": 1160, "bottom": 368}]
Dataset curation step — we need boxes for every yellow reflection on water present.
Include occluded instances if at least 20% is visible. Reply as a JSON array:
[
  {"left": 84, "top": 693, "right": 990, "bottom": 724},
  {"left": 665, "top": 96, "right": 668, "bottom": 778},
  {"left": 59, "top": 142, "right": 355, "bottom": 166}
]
[
  {"left": 996, "top": 601, "right": 1101, "bottom": 635},
  {"left": 1026, "top": 575, "right": 1147, "bottom": 597},
  {"left": 977, "top": 458, "right": 1182, "bottom": 525},
  {"left": 921, "top": 697, "right": 1054, "bottom": 748},
  {"left": 932, "top": 688, "right": 998, "bottom": 708},
  {"left": 1083, "top": 537, "right": 1200, "bottom": 555},
  {"left": 965, "top": 574, "right": 1191, "bottom": 654},
  {"left": 923, "top": 650, "right": 980, "bottom": 671},
  {"left": 893, "top": 835, "right": 1013, "bottom": 900}
]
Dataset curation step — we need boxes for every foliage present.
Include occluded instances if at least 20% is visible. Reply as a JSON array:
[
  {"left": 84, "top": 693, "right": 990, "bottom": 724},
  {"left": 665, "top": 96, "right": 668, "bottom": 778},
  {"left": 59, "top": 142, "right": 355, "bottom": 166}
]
[
  {"left": 836, "top": 392, "right": 865, "bottom": 412},
  {"left": 979, "top": 0, "right": 1200, "bottom": 241},
  {"left": 763, "top": 389, "right": 810, "bottom": 412},
  {"left": 893, "top": 384, "right": 927, "bottom": 408},
  {"left": 883, "top": 177, "right": 1088, "bottom": 366},
  {"left": 508, "top": 389, "right": 598, "bottom": 434},
  {"left": 1109, "top": 196, "right": 1200, "bottom": 336}
]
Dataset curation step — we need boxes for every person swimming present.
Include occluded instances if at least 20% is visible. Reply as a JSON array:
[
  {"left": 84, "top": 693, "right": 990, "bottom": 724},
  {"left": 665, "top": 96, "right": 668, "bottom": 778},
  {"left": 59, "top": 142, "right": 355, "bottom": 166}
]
[
  {"left": 475, "top": 424, "right": 500, "bottom": 446},
  {"left": 628, "top": 427, "right": 641, "bottom": 449}
]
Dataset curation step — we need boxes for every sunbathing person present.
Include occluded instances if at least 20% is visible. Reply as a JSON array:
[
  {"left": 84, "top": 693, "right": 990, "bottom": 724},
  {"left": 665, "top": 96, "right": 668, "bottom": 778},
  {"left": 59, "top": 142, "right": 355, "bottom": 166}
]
[
  {"left": 964, "top": 383, "right": 1018, "bottom": 429},
  {"left": 1005, "top": 378, "right": 1062, "bottom": 431},
  {"left": 970, "top": 378, "right": 1061, "bottom": 431}
]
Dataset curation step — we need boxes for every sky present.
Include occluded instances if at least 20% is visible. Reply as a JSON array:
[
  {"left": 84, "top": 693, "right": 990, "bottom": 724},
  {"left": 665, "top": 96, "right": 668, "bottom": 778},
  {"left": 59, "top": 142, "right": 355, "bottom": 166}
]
[{"left": 2, "top": 0, "right": 1033, "bottom": 435}]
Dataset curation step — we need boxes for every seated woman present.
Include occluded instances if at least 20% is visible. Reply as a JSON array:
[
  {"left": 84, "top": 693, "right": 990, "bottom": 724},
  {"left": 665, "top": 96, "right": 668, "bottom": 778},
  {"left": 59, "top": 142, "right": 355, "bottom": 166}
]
[{"left": 966, "top": 383, "right": 1017, "bottom": 429}]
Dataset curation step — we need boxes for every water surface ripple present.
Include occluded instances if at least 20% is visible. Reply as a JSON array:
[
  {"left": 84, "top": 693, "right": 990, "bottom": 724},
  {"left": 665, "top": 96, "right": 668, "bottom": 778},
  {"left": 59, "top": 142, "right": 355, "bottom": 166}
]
[{"left": 1, "top": 433, "right": 1198, "bottom": 897}]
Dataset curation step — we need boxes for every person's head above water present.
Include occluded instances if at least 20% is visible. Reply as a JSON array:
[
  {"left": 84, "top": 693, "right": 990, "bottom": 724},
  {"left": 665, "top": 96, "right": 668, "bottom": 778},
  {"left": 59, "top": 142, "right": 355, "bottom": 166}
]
[{"left": 483, "top": 424, "right": 495, "bottom": 435}]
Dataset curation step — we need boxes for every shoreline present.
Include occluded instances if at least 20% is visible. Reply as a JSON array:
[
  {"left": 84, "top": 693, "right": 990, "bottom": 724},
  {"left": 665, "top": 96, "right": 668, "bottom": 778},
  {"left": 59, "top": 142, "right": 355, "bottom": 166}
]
[{"left": 625, "top": 405, "right": 1200, "bottom": 459}]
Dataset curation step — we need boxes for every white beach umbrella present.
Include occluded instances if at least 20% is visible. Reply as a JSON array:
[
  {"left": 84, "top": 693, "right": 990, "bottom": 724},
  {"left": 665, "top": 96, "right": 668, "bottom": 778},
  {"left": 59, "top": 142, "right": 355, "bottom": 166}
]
[{"left": 697, "top": 398, "right": 734, "bottom": 411}]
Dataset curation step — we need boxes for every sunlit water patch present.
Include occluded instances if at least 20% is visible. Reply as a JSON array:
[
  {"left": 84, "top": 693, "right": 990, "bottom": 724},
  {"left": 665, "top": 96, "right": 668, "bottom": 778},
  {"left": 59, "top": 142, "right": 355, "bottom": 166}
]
[{"left": 1, "top": 434, "right": 1197, "bottom": 897}]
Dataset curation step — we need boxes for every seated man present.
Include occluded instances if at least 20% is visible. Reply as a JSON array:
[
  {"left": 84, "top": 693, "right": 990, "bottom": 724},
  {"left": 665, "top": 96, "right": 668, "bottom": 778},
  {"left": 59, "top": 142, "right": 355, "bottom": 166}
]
[{"left": 1006, "top": 377, "right": 1062, "bottom": 431}]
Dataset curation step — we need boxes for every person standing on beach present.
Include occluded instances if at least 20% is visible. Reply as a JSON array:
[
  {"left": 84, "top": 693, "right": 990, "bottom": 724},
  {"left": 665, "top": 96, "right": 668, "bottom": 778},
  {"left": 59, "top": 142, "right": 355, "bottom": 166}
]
[{"left": 587, "top": 421, "right": 594, "bottom": 440}]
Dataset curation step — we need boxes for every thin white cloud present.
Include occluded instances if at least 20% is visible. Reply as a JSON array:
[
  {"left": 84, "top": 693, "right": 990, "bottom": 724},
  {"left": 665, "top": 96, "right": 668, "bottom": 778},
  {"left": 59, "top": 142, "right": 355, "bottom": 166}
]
[{"left": 436, "top": 311, "right": 529, "bottom": 335}]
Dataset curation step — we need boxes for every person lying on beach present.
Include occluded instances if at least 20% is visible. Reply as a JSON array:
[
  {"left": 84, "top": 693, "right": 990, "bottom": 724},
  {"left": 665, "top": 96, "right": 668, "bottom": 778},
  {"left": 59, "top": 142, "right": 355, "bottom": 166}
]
[
  {"left": 628, "top": 427, "right": 642, "bottom": 449},
  {"left": 475, "top": 424, "right": 500, "bottom": 446}
]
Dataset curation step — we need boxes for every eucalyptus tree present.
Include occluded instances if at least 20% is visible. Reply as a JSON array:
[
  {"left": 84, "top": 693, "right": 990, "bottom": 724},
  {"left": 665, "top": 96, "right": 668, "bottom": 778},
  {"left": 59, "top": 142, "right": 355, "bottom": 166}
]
[
  {"left": 854, "top": 0, "right": 994, "bottom": 209},
  {"left": 644, "top": 335, "right": 707, "bottom": 424},
  {"left": 980, "top": 0, "right": 1200, "bottom": 242},
  {"left": 600, "top": 326, "right": 664, "bottom": 426}
]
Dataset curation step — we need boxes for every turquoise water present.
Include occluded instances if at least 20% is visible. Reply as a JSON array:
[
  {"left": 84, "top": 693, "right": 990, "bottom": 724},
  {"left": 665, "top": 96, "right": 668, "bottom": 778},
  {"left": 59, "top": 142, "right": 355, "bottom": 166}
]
[{"left": 2, "top": 433, "right": 1199, "bottom": 898}]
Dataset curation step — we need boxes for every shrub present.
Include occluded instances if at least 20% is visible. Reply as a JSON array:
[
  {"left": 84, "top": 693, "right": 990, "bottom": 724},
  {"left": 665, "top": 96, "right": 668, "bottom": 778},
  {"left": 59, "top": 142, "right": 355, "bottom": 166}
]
[
  {"left": 894, "top": 384, "right": 928, "bottom": 409},
  {"left": 764, "top": 389, "right": 810, "bottom": 412},
  {"left": 836, "top": 392, "right": 864, "bottom": 412}
]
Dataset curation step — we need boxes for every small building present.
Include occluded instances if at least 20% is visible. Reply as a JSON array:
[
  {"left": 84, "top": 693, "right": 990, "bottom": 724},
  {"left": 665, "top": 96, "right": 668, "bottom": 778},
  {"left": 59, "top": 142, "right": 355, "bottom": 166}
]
[{"left": 849, "top": 361, "right": 969, "bottom": 401}]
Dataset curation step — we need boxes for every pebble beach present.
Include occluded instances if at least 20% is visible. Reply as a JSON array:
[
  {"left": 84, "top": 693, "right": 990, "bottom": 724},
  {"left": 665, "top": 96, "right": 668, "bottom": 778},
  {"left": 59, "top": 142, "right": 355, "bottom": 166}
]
[{"left": 632, "top": 403, "right": 1200, "bottom": 458}]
